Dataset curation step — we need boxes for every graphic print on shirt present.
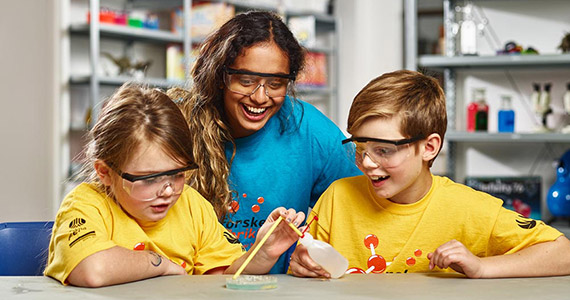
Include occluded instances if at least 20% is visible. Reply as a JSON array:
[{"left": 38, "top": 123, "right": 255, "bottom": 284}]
[
  {"left": 346, "top": 233, "right": 423, "bottom": 274},
  {"left": 516, "top": 214, "right": 537, "bottom": 229},
  {"left": 67, "top": 217, "right": 95, "bottom": 248},
  {"left": 224, "top": 193, "right": 267, "bottom": 249}
]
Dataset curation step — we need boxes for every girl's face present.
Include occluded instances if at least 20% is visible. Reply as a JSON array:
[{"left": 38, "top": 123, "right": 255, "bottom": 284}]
[
  {"left": 351, "top": 116, "right": 429, "bottom": 204},
  {"left": 223, "top": 41, "right": 291, "bottom": 138},
  {"left": 110, "top": 140, "right": 186, "bottom": 226}
]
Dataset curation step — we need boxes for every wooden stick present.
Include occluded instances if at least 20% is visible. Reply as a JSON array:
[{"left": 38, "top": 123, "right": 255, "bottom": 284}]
[
  {"left": 233, "top": 217, "right": 283, "bottom": 279},
  {"left": 286, "top": 221, "right": 303, "bottom": 237}
]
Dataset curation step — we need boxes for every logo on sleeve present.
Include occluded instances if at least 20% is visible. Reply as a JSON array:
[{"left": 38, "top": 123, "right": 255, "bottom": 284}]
[
  {"left": 67, "top": 217, "right": 95, "bottom": 247},
  {"left": 224, "top": 231, "right": 241, "bottom": 244},
  {"left": 516, "top": 214, "right": 537, "bottom": 229}
]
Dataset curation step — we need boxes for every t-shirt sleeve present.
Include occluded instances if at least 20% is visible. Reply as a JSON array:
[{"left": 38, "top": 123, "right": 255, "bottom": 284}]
[
  {"left": 308, "top": 184, "right": 333, "bottom": 243},
  {"left": 487, "top": 207, "right": 563, "bottom": 256},
  {"left": 44, "top": 187, "right": 116, "bottom": 284},
  {"left": 306, "top": 104, "right": 361, "bottom": 208},
  {"left": 193, "top": 196, "right": 245, "bottom": 274}
]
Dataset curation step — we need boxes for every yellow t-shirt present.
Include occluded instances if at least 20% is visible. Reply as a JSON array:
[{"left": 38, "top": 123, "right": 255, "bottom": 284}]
[
  {"left": 45, "top": 183, "right": 244, "bottom": 284},
  {"left": 309, "top": 175, "right": 562, "bottom": 274}
]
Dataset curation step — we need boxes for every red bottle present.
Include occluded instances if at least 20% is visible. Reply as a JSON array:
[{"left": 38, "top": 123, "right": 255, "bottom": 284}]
[{"left": 467, "top": 102, "right": 478, "bottom": 132}]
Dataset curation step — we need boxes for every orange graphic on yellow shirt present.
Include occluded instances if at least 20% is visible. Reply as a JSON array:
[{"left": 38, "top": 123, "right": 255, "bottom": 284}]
[
  {"left": 347, "top": 234, "right": 423, "bottom": 274},
  {"left": 133, "top": 242, "right": 145, "bottom": 251}
]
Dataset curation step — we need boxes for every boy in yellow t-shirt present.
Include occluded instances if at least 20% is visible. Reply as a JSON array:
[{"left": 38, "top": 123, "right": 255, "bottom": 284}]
[{"left": 290, "top": 70, "right": 570, "bottom": 278}]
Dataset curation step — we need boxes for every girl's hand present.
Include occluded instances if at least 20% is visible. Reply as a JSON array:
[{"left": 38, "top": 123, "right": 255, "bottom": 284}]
[
  {"left": 427, "top": 239, "right": 484, "bottom": 278},
  {"left": 162, "top": 255, "right": 188, "bottom": 276},
  {"left": 255, "top": 207, "right": 305, "bottom": 262},
  {"left": 289, "top": 242, "right": 330, "bottom": 278}
]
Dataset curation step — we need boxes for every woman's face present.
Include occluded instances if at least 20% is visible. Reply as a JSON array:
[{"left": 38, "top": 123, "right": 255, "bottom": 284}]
[{"left": 223, "top": 42, "right": 291, "bottom": 138}]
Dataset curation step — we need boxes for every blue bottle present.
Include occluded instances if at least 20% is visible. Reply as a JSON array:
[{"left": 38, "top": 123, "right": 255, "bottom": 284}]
[{"left": 498, "top": 95, "right": 515, "bottom": 132}]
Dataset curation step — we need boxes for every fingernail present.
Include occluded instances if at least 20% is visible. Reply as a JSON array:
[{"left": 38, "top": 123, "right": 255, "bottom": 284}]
[{"left": 293, "top": 221, "right": 298, "bottom": 226}]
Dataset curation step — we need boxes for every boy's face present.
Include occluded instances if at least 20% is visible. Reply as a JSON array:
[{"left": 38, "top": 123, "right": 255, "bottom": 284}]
[{"left": 351, "top": 116, "right": 428, "bottom": 204}]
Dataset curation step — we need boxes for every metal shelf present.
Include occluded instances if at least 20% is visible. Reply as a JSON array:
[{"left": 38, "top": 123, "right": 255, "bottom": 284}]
[
  {"left": 70, "top": 75, "right": 185, "bottom": 89},
  {"left": 419, "top": 54, "right": 570, "bottom": 69},
  {"left": 296, "top": 86, "right": 334, "bottom": 96},
  {"left": 225, "top": 0, "right": 334, "bottom": 24},
  {"left": 70, "top": 23, "right": 184, "bottom": 43},
  {"left": 446, "top": 132, "right": 570, "bottom": 143}
]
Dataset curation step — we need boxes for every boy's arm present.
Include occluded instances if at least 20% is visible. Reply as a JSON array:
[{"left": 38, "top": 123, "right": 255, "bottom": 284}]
[
  {"left": 67, "top": 246, "right": 186, "bottom": 287},
  {"left": 427, "top": 236, "right": 570, "bottom": 278}
]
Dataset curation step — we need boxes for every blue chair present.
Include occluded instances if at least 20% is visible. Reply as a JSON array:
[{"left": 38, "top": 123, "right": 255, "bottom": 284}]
[{"left": 0, "top": 221, "right": 54, "bottom": 276}]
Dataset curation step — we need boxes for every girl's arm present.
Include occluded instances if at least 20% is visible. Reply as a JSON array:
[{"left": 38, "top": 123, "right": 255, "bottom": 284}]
[{"left": 67, "top": 246, "right": 186, "bottom": 287}]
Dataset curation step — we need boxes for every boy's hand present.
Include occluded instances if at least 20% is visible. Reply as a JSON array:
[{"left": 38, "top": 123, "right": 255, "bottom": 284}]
[
  {"left": 255, "top": 207, "right": 305, "bottom": 262},
  {"left": 427, "top": 239, "right": 484, "bottom": 278},
  {"left": 289, "top": 243, "right": 331, "bottom": 278}
]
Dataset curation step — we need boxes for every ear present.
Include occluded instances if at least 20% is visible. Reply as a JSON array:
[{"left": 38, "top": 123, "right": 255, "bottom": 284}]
[
  {"left": 421, "top": 133, "right": 442, "bottom": 162},
  {"left": 94, "top": 160, "right": 114, "bottom": 186}
]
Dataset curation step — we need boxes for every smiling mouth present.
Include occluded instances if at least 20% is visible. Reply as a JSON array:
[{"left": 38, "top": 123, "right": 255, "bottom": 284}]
[
  {"left": 242, "top": 104, "right": 268, "bottom": 115},
  {"left": 370, "top": 175, "right": 389, "bottom": 183}
]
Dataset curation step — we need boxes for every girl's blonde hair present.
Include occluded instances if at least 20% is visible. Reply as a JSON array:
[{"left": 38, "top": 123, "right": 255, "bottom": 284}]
[{"left": 80, "top": 83, "right": 195, "bottom": 196}]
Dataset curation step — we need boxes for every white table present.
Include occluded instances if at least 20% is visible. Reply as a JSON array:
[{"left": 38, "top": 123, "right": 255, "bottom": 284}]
[{"left": 3, "top": 273, "right": 570, "bottom": 299}]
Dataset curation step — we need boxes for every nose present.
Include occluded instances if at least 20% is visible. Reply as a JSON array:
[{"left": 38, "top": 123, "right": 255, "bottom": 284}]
[
  {"left": 158, "top": 182, "right": 175, "bottom": 198},
  {"left": 361, "top": 152, "right": 381, "bottom": 169},
  {"left": 249, "top": 83, "right": 269, "bottom": 104}
]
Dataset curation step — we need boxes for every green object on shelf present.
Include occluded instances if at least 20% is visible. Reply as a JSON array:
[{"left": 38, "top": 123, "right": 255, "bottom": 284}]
[{"left": 128, "top": 18, "right": 143, "bottom": 28}]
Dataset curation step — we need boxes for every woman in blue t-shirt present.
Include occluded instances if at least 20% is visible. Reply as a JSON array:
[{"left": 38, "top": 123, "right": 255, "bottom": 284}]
[{"left": 175, "top": 11, "right": 360, "bottom": 273}]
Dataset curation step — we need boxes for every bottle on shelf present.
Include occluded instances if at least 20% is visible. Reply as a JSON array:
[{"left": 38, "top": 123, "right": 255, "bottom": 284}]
[
  {"left": 531, "top": 83, "right": 541, "bottom": 113},
  {"left": 536, "top": 83, "right": 553, "bottom": 132},
  {"left": 562, "top": 83, "right": 570, "bottom": 133},
  {"left": 498, "top": 95, "right": 515, "bottom": 133},
  {"left": 299, "top": 232, "right": 348, "bottom": 279},
  {"left": 468, "top": 88, "right": 488, "bottom": 131},
  {"left": 467, "top": 100, "right": 478, "bottom": 132}
]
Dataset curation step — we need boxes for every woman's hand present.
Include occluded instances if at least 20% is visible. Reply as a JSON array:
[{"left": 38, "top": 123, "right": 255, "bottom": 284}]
[{"left": 255, "top": 207, "right": 305, "bottom": 262}]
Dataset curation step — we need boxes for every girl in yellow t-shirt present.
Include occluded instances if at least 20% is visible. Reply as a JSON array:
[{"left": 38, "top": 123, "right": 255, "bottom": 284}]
[{"left": 45, "top": 84, "right": 304, "bottom": 287}]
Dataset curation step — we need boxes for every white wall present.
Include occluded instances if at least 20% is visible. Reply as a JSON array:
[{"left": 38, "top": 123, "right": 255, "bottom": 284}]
[
  {"left": 0, "top": 0, "right": 60, "bottom": 221},
  {"left": 335, "top": 0, "right": 404, "bottom": 133}
]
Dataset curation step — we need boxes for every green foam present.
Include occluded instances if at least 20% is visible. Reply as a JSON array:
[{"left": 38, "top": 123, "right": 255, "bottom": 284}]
[{"left": 226, "top": 275, "right": 278, "bottom": 290}]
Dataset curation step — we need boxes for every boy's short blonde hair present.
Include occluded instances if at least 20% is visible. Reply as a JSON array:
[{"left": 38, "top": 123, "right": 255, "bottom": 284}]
[{"left": 347, "top": 70, "right": 447, "bottom": 167}]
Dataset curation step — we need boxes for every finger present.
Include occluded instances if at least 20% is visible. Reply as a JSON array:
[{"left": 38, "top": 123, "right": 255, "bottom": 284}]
[
  {"left": 290, "top": 211, "right": 305, "bottom": 227},
  {"left": 284, "top": 208, "right": 298, "bottom": 222},
  {"left": 289, "top": 259, "right": 323, "bottom": 278}
]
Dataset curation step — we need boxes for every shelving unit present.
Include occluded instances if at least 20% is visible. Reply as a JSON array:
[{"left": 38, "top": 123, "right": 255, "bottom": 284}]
[
  {"left": 404, "top": 0, "right": 570, "bottom": 224},
  {"left": 61, "top": 0, "right": 338, "bottom": 196}
]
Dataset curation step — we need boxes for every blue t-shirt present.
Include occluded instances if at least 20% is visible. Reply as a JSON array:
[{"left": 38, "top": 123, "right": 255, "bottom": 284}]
[{"left": 223, "top": 98, "right": 361, "bottom": 273}]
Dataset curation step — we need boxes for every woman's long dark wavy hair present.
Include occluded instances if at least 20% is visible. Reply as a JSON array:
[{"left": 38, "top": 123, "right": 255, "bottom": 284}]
[{"left": 176, "top": 11, "right": 306, "bottom": 220}]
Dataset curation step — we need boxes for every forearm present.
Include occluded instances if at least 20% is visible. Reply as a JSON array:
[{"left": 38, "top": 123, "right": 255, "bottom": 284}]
[
  {"left": 225, "top": 245, "right": 277, "bottom": 275},
  {"left": 481, "top": 236, "right": 570, "bottom": 278},
  {"left": 67, "top": 246, "right": 169, "bottom": 287}
]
